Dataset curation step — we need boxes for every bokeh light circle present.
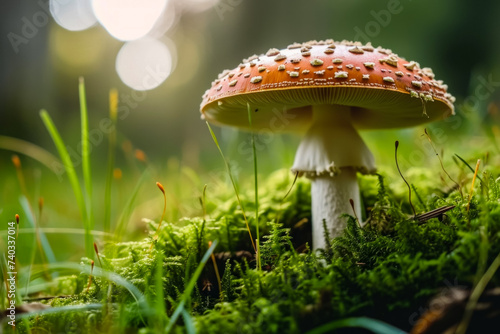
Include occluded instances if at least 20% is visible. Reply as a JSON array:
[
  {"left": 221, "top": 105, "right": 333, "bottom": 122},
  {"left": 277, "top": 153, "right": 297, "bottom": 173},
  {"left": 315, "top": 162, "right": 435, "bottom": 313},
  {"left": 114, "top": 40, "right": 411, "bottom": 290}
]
[
  {"left": 116, "top": 37, "right": 173, "bottom": 91},
  {"left": 183, "top": 0, "right": 220, "bottom": 13},
  {"left": 92, "top": 0, "right": 168, "bottom": 41},
  {"left": 50, "top": 0, "right": 97, "bottom": 31}
]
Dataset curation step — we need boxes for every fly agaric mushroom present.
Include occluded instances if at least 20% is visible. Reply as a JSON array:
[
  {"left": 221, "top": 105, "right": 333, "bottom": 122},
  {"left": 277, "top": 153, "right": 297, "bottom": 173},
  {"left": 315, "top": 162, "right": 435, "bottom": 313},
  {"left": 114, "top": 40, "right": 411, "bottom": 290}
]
[{"left": 200, "top": 40, "right": 455, "bottom": 250}]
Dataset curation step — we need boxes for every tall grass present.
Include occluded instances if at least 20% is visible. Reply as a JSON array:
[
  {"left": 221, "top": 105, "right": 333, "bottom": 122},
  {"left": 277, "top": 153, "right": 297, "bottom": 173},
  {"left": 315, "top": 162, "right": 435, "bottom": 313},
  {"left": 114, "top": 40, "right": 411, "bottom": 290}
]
[
  {"left": 165, "top": 240, "right": 218, "bottom": 333},
  {"left": 247, "top": 103, "right": 261, "bottom": 270},
  {"left": 79, "top": 78, "right": 94, "bottom": 240},
  {"left": 206, "top": 122, "right": 256, "bottom": 253},
  {"left": 104, "top": 89, "right": 118, "bottom": 233},
  {"left": 40, "top": 110, "right": 93, "bottom": 258}
]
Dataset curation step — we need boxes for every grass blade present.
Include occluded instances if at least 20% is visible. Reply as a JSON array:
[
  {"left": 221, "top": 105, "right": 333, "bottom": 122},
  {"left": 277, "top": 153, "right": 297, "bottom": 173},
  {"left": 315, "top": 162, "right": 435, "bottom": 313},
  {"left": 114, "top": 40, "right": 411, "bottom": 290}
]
[
  {"left": 455, "top": 154, "right": 483, "bottom": 182},
  {"left": 114, "top": 170, "right": 150, "bottom": 240},
  {"left": 395, "top": 141, "right": 416, "bottom": 217},
  {"left": 104, "top": 89, "right": 118, "bottom": 233},
  {"left": 0, "top": 135, "right": 62, "bottom": 179},
  {"left": 27, "top": 262, "right": 151, "bottom": 315},
  {"left": 39, "top": 109, "right": 92, "bottom": 258},
  {"left": 182, "top": 309, "right": 196, "bottom": 334},
  {"left": 247, "top": 103, "right": 261, "bottom": 270},
  {"left": 13, "top": 303, "right": 103, "bottom": 321},
  {"left": 306, "top": 317, "right": 406, "bottom": 334},
  {"left": 206, "top": 122, "right": 256, "bottom": 253},
  {"left": 79, "top": 78, "right": 95, "bottom": 255},
  {"left": 79, "top": 77, "right": 93, "bottom": 218},
  {"left": 456, "top": 248, "right": 500, "bottom": 334},
  {"left": 0, "top": 227, "right": 113, "bottom": 238},
  {"left": 165, "top": 240, "right": 218, "bottom": 333}
]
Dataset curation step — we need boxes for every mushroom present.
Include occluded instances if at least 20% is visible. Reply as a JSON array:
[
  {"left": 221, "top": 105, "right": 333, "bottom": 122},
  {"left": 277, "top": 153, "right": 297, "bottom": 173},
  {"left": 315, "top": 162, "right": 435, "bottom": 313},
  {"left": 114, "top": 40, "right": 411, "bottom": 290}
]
[{"left": 200, "top": 40, "right": 455, "bottom": 250}]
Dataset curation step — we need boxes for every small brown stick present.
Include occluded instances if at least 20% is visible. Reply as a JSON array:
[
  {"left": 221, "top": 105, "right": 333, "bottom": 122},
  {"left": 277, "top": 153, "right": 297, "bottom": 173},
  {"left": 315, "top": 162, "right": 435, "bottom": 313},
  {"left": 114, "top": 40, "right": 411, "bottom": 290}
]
[{"left": 415, "top": 205, "right": 456, "bottom": 224}]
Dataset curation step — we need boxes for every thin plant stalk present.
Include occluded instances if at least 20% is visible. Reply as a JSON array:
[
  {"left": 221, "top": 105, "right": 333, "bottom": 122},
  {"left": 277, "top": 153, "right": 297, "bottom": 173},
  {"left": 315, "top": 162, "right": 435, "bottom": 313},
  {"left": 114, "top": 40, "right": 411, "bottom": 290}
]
[
  {"left": 165, "top": 240, "right": 218, "bottom": 333},
  {"left": 114, "top": 170, "right": 149, "bottom": 241},
  {"left": 40, "top": 110, "right": 92, "bottom": 258},
  {"left": 209, "top": 241, "right": 222, "bottom": 297},
  {"left": 104, "top": 89, "right": 118, "bottom": 233},
  {"left": 206, "top": 122, "right": 256, "bottom": 253},
  {"left": 424, "top": 129, "right": 462, "bottom": 198},
  {"left": 455, "top": 154, "right": 483, "bottom": 183},
  {"left": 247, "top": 103, "right": 261, "bottom": 270},
  {"left": 466, "top": 159, "right": 481, "bottom": 213},
  {"left": 456, "top": 249, "right": 500, "bottom": 334},
  {"left": 79, "top": 78, "right": 95, "bottom": 241},
  {"left": 395, "top": 141, "right": 416, "bottom": 217}
]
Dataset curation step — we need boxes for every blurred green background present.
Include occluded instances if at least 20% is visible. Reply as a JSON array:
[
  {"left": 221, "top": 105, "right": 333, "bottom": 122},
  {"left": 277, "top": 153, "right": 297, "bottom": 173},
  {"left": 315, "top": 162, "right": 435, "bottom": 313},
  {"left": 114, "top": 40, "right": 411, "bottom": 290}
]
[{"left": 1, "top": 0, "right": 500, "bottom": 260}]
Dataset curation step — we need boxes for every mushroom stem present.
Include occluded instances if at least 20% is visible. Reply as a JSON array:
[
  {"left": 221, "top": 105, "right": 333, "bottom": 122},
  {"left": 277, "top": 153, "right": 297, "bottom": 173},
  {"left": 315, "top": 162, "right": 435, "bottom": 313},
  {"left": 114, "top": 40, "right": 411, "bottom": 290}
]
[
  {"left": 311, "top": 169, "right": 360, "bottom": 248},
  {"left": 291, "top": 104, "right": 375, "bottom": 250}
]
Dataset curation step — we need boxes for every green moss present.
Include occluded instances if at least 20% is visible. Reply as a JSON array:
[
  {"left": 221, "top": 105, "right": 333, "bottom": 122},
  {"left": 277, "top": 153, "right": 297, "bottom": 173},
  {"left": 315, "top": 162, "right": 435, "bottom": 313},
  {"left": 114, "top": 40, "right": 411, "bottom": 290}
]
[{"left": 8, "top": 164, "right": 500, "bottom": 333}]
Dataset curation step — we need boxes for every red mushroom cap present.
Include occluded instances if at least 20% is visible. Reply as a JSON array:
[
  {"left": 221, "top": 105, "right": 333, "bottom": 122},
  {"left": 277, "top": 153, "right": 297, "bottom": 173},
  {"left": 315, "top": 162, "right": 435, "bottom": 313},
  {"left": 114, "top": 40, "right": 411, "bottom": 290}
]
[{"left": 200, "top": 40, "right": 454, "bottom": 132}]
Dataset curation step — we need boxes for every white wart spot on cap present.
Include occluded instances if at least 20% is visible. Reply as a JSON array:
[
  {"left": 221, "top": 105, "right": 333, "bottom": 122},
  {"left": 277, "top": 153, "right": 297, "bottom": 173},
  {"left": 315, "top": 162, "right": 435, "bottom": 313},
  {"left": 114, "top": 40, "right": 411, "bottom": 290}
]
[
  {"left": 362, "top": 45, "right": 374, "bottom": 52},
  {"left": 383, "top": 76, "right": 395, "bottom": 84},
  {"left": 364, "top": 62, "right": 375, "bottom": 69},
  {"left": 274, "top": 54, "right": 287, "bottom": 61},
  {"left": 411, "top": 80, "right": 423, "bottom": 88},
  {"left": 332, "top": 58, "right": 343, "bottom": 64},
  {"left": 266, "top": 48, "right": 280, "bottom": 56},
  {"left": 287, "top": 43, "right": 302, "bottom": 49},
  {"left": 349, "top": 46, "right": 364, "bottom": 54},
  {"left": 278, "top": 65, "right": 286, "bottom": 71},
  {"left": 310, "top": 59, "right": 324, "bottom": 66},
  {"left": 250, "top": 76, "right": 262, "bottom": 84},
  {"left": 404, "top": 62, "right": 417, "bottom": 71},
  {"left": 380, "top": 56, "right": 398, "bottom": 67},
  {"left": 289, "top": 71, "right": 299, "bottom": 78},
  {"left": 335, "top": 71, "right": 348, "bottom": 79},
  {"left": 229, "top": 79, "right": 238, "bottom": 87}
]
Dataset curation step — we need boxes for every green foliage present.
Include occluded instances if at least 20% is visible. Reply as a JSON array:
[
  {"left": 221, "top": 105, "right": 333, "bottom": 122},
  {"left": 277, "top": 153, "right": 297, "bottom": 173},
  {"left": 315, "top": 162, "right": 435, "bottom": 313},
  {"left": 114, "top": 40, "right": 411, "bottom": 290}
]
[{"left": 6, "top": 161, "right": 500, "bottom": 333}]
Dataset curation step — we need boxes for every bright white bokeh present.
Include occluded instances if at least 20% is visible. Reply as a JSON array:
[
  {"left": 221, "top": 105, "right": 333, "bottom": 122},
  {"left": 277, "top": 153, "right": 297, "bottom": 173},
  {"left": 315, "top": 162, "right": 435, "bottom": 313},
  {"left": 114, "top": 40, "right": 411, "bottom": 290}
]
[
  {"left": 50, "top": 0, "right": 97, "bottom": 31},
  {"left": 92, "top": 0, "right": 168, "bottom": 41},
  {"left": 182, "top": 0, "right": 220, "bottom": 13},
  {"left": 116, "top": 37, "right": 174, "bottom": 91}
]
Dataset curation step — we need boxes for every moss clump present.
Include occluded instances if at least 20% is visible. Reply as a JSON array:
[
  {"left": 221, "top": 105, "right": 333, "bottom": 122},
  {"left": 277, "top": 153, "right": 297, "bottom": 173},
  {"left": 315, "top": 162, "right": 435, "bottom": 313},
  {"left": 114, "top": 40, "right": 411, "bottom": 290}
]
[{"left": 9, "top": 164, "right": 500, "bottom": 333}]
